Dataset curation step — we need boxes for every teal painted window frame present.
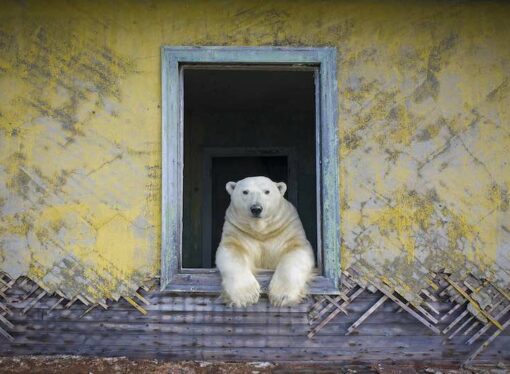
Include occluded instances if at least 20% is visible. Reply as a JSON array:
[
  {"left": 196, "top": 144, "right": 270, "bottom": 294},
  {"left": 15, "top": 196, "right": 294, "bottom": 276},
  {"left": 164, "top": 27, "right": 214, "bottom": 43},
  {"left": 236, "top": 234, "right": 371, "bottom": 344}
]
[{"left": 161, "top": 46, "right": 340, "bottom": 294}]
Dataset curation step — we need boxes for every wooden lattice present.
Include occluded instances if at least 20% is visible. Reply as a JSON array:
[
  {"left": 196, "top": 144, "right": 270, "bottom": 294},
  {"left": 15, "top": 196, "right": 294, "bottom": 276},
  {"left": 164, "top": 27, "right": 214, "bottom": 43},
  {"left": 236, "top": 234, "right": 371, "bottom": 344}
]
[
  {"left": 308, "top": 267, "right": 510, "bottom": 363},
  {"left": 437, "top": 272, "right": 510, "bottom": 363},
  {"left": 0, "top": 272, "right": 154, "bottom": 342},
  {"left": 0, "top": 272, "right": 16, "bottom": 341}
]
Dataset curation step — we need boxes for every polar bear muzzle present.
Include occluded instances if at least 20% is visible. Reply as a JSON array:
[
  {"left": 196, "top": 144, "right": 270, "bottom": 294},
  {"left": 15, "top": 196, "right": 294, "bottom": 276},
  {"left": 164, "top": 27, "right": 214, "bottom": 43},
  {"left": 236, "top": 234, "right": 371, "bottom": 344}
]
[{"left": 250, "top": 204, "right": 263, "bottom": 217}]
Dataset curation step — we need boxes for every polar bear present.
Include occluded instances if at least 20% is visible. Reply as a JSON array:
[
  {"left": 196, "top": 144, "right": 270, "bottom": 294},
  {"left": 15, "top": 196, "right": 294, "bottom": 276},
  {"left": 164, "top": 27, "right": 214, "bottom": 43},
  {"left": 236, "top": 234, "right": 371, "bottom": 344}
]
[{"left": 215, "top": 176, "right": 315, "bottom": 307}]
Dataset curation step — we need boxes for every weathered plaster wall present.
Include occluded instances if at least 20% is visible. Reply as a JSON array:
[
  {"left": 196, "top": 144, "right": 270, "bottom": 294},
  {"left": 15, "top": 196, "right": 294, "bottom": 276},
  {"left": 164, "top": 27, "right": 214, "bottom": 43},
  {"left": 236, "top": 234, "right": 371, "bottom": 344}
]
[{"left": 0, "top": 0, "right": 509, "bottom": 303}]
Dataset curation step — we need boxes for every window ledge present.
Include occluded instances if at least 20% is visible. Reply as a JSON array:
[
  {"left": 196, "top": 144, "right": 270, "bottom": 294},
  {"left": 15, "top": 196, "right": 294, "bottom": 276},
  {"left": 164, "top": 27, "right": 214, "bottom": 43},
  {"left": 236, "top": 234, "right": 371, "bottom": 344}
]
[{"left": 163, "top": 270, "right": 340, "bottom": 295}]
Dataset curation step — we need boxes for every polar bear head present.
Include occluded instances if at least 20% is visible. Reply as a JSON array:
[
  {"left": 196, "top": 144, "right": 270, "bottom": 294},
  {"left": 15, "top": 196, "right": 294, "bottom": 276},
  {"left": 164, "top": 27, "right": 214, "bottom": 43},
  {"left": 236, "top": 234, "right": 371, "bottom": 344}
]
[{"left": 226, "top": 176, "right": 287, "bottom": 219}]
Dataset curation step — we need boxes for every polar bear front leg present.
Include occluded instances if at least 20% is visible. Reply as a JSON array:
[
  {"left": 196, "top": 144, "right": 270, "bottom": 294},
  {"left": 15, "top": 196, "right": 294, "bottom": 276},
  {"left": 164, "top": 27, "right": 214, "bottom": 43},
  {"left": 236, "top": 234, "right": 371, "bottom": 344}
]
[
  {"left": 216, "top": 245, "right": 260, "bottom": 307},
  {"left": 269, "top": 247, "right": 314, "bottom": 307}
]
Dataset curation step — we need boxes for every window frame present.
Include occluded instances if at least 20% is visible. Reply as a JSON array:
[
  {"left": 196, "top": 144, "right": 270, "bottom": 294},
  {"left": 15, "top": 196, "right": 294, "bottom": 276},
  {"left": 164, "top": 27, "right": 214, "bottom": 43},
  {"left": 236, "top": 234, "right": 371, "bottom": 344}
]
[{"left": 161, "top": 46, "right": 340, "bottom": 294}]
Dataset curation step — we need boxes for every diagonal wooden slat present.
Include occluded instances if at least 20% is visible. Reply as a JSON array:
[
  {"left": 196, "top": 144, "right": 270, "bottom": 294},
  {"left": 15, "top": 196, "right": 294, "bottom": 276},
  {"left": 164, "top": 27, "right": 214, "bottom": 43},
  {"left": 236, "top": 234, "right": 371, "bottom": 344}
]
[
  {"left": 369, "top": 281, "right": 442, "bottom": 335},
  {"left": 443, "top": 309, "right": 470, "bottom": 334},
  {"left": 446, "top": 278, "right": 504, "bottom": 330},
  {"left": 465, "top": 316, "right": 510, "bottom": 363},
  {"left": 346, "top": 294, "right": 388, "bottom": 336},
  {"left": 467, "top": 303, "right": 510, "bottom": 345},
  {"left": 0, "top": 324, "right": 14, "bottom": 342},
  {"left": 22, "top": 290, "right": 47, "bottom": 315}
]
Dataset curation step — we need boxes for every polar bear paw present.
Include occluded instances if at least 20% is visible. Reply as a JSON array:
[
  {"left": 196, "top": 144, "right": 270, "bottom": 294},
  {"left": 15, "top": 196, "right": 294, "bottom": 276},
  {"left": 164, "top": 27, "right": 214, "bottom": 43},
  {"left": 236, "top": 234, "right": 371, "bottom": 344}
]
[
  {"left": 269, "top": 278, "right": 306, "bottom": 307},
  {"left": 223, "top": 276, "right": 260, "bottom": 308},
  {"left": 269, "top": 290, "right": 304, "bottom": 307}
]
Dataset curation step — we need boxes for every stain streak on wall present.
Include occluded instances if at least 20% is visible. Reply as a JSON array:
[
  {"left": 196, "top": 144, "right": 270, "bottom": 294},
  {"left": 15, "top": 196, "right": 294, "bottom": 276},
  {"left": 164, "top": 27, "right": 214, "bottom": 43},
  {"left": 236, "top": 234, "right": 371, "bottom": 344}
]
[{"left": 0, "top": 0, "right": 509, "bottom": 303}]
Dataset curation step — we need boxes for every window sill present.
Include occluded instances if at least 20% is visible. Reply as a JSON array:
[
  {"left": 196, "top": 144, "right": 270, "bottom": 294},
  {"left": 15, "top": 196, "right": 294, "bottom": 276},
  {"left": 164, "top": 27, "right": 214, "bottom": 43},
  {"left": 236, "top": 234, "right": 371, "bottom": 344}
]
[{"left": 162, "top": 270, "right": 340, "bottom": 295}]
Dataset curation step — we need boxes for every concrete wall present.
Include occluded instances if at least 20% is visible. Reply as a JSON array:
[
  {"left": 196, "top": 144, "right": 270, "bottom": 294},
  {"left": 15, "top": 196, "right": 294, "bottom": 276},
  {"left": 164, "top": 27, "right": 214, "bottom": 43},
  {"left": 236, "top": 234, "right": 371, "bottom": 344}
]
[{"left": 0, "top": 0, "right": 509, "bottom": 303}]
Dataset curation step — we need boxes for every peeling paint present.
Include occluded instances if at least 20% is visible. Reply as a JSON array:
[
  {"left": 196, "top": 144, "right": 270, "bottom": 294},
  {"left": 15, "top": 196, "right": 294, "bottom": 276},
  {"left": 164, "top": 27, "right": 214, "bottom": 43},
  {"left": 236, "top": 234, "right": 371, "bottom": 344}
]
[{"left": 0, "top": 0, "right": 509, "bottom": 302}]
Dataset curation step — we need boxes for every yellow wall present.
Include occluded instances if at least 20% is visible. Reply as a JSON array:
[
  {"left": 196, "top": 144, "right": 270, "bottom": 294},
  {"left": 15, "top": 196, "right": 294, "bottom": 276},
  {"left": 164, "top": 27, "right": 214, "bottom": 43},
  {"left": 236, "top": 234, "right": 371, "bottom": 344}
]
[{"left": 0, "top": 0, "right": 509, "bottom": 302}]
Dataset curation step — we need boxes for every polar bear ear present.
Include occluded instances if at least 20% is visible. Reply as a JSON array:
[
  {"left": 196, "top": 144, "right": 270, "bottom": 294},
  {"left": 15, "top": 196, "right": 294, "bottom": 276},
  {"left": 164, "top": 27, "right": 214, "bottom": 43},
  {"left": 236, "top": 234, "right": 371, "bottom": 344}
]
[
  {"left": 226, "top": 181, "right": 237, "bottom": 195},
  {"left": 276, "top": 182, "right": 287, "bottom": 196}
]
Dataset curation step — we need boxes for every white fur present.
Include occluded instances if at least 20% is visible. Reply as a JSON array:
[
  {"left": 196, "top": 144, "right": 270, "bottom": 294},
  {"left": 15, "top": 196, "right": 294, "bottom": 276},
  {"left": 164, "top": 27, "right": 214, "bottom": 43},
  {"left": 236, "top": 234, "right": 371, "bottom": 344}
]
[{"left": 216, "top": 176, "right": 315, "bottom": 307}]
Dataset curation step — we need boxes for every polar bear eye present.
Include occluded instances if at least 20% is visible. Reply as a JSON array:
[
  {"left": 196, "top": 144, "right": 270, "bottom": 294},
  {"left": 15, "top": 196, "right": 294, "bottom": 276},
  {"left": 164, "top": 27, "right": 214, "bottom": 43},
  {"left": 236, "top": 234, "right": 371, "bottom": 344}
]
[
  {"left": 264, "top": 190, "right": 270, "bottom": 195},
  {"left": 242, "top": 190, "right": 248, "bottom": 195}
]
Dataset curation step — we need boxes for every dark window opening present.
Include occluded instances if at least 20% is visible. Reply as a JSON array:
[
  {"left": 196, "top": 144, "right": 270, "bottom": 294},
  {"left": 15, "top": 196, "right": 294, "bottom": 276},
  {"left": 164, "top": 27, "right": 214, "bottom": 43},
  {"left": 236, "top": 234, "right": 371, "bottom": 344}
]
[{"left": 182, "top": 68, "right": 317, "bottom": 268}]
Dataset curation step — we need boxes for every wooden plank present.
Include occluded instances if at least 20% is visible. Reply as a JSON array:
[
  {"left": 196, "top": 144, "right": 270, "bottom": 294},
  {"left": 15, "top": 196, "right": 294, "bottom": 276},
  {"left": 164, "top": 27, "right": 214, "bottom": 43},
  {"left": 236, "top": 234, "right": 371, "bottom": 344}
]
[
  {"left": 19, "top": 309, "right": 443, "bottom": 326},
  {"left": 462, "top": 298, "right": 505, "bottom": 338},
  {"left": 5, "top": 339, "right": 506, "bottom": 362},
  {"left": 491, "top": 282, "right": 510, "bottom": 302},
  {"left": 0, "top": 345, "right": 477, "bottom": 362},
  {"left": 308, "top": 287, "right": 366, "bottom": 337},
  {"left": 12, "top": 305, "right": 477, "bottom": 329},
  {"left": 448, "top": 315, "right": 474, "bottom": 339},
  {"left": 123, "top": 297, "right": 147, "bottom": 315},
  {"left": 0, "top": 301, "right": 10, "bottom": 314},
  {"left": 6, "top": 292, "right": 457, "bottom": 314},
  {"left": 7, "top": 332, "right": 469, "bottom": 349},
  {"left": 440, "top": 300, "right": 466, "bottom": 322},
  {"left": 346, "top": 295, "right": 388, "bottom": 336},
  {"left": 0, "top": 314, "right": 14, "bottom": 330},
  {"left": 17, "top": 311, "right": 311, "bottom": 325},
  {"left": 0, "top": 324, "right": 14, "bottom": 342},
  {"left": 371, "top": 282, "right": 441, "bottom": 335},
  {"left": 64, "top": 297, "right": 78, "bottom": 309},
  {"left": 323, "top": 295, "right": 348, "bottom": 316},
  {"left": 308, "top": 296, "right": 328, "bottom": 319},
  {"left": 446, "top": 278, "right": 503, "bottom": 330},
  {"left": 164, "top": 46, "right": 330, "bottom": 64},
  {"left": 7, "top": 314, "right": 476, "bottom": 336},
  {"left": 47, "top": 297, "right": 65, "bottom": 314},
  {"left": 421, "top": 289, "right": 438, "bottom": 302},
  {"left": 21, "top": 290, "right": 46, "bottom": 315},
  {"left": 467, "top": 303, "right": 510, "bottom": 345},
  {"left": 134, "top": 292, "right": 150, "bottom": 306},
  {"left": 78, "top": 305, "right": 98, "bottom": 319},
  {"left": 319, "top": 47, "right": 341, "bottom": 289},
  {"left": 439, "top": 284, "right": 453, "bottom": 298},
  {"left": 413, "top": 303, "right": 439, "bottom": 324},
  {"left": 465, "top": 317, "right": 510, "bottom": 363},
  {"left": 443, "top": 309, "right": 469, "bottom": 335},
  {"left": 310, "top": 286, "right": 365, "bottom": 324},
  {"left": 423, "top": 301, "right": 440, "bottom": 315},
  {"left": 20, "top": 283, "right": 39, "bottom": 301},
  {"left": 463, "top": 320, "right": 480, "bottom": 336},
  {"left": 302, "top": 309, "right": 333, "bottom": 338},
  {"left": 8, "top": 320, "right": 446, "bottom": 337}
]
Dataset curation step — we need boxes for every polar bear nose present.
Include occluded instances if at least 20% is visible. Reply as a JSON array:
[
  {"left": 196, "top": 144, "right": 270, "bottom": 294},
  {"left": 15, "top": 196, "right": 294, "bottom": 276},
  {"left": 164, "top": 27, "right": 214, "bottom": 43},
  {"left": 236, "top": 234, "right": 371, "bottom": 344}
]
[{"left": 250, "top": 204, "right": 263, "bottom": 217}]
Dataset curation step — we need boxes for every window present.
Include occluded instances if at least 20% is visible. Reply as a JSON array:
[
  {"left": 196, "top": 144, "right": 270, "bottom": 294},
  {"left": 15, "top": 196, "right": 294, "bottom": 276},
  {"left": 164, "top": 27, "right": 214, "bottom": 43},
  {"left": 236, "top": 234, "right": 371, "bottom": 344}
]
[{"left": 162, "top": 47, "right": 340, "bottom": 294}]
